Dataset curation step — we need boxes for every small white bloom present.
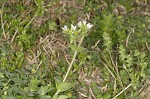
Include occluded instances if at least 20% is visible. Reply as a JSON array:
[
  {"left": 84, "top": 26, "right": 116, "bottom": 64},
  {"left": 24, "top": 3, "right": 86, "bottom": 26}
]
[
  {"left": 87, "top": 23, "right": 93, "bottom": 29},
  {"left": 78, "top": 21, "right": 93, "bottom": 29},
  {"left": 71, "top": 24, "right": 77, "bottom": 31},
  {"left": 78, "top": 20, "right": 87, "bottom": 28},
  {"left": 78, "top": 21, "right": 82, "bottom": 27},
  {"left": 83, "top": 20, "right": 87, "bottom": 25},
  {"left": 62, "top": 25, "right": 68, "bottom": 31}
]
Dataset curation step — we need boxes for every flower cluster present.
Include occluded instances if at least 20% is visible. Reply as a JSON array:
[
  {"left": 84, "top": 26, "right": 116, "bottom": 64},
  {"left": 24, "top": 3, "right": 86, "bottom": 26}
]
[
  {"left": 77, "top": 21, "right": 93, "bottom": 31},
  {"left": 62, "top": 21, "right": 93, "bottom": 44},
  {"left": 62, "top": 20, "right": 93, "bottom": 33}
]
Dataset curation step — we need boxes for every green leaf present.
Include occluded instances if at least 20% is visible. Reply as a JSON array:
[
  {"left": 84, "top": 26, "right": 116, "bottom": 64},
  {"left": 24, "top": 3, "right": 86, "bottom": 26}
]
[
  {"left": 28, "top": 79, "right": 40, "bottom": 91},
  {"left": 70, "top": 45, "right": 78, "bottom": 51},
  {"left": 52, "top": 95, "right": 58, "bottom": 99},
  {"left": 0, "top": 73, "right": 4, "bottom": 78},
  {"left": 57, "top": 82, "right": 73, "bottom": 93},
  {"left": 102, "top": 93, "right": 111, "bottom": 99},
  {"left": 58, "top": 95, "right": 69, "bottom": 99},
  {"left": 70, "top": 45, "right": 85, "bottom": 52},
  {"left": 1, "top": 96, "right": 15, "bottom": 99},
  {"left": 77, "top": 46, "right": 86, "bottom": 52},
  {"left": 38, "top": 86, "right": 49, "bottom": 96},
  {"left": 49, "top": 21, "right": 57, "bottom": 31},
  {"left": 41, "top": 95, "right": 52, "bottom": 99},
  {"left": 38, "top": 86, "right": 54, "bottom": 96}
]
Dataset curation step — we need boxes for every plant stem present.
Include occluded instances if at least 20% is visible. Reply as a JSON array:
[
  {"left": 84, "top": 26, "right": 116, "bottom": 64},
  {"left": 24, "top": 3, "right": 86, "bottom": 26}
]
[
  {"left": 1, "top": 3, "right": 6, "bottom": 38},
  {"left": 24, "top": 0, "right": 40, "bottom": 30},
  {"left": 24, "top": 11, "right": 38, "bottom": 30},
  {"left": 63, "top": 35, "right": 85, "bottom": 82},
  {"left": 113, "top": 83, "right": 132, "bottom": 99},
  {"left": 63, "top": 50, "right": 78, "bottom": 82}
]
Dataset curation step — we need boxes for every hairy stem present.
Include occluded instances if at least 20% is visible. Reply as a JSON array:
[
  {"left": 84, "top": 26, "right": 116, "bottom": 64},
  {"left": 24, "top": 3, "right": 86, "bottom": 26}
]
[{"left": 63, "top": 35, "right": 85, "bottom": 82}]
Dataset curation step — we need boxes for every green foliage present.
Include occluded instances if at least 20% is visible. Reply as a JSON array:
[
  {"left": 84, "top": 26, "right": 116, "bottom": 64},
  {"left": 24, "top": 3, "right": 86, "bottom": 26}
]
[
  {"left": 0, "top": 68, "right": 55, "bottom": 98},
  {"left": 0, "top": 0, "right": 149, "bottom": 98},
  {"left": 94, "top": 13, "right": 149, "bottom": 98},
  {"left": 0, "top": 45, "right": 24, "bottom": 70},
  {"left": 56, "top": 82, "right": 74, "bottom": 94}
]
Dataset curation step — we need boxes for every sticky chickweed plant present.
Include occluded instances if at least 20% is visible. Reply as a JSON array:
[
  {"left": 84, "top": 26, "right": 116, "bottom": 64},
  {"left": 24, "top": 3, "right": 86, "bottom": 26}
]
[
  {"left": 62, "top": 21, "right": 93, "bottom": 82},
  {"left": 53, "top": 21, "right": 93, "bottom": 97},
  {"left": 0, "top": 1, "right": 149, "bottom": 99}
]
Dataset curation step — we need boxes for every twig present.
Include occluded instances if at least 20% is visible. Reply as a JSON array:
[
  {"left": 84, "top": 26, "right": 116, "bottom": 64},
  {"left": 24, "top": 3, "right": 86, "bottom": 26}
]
[
  {"left": 78, "top": 92, "right": 88, "bottom": 98},
  {"left": 11, "top": 29, "right": 18, "bottom": 43},
  {"left": 103, "top": 62, "right": 116, "bottom": 79},
  {"left": 1, "top": 3, "right": 6, "bottom": 38},
  {"left": 126, "top": 28, "right": 134, "bottom": 47},
  {"left": 24, "top": 12, "right": 37, "bottom": 30},
  {"left": 36, "top": 61, "right": 43, "bottom": 70},
  {"left": 89, "top": 87, "right": 96, "bottom": 99},
  {"left": 113, "top": 83, "right": 132, "bottom": 99},
  {"left": 42, "top": 45, "right": 50, "bottom": 57},
  {"left": 146, "top": 42, "right": 150, "bottom": 52},
  {"left": 65, "top": 55, "right": 70, "bottom": 65},
  {"left": 92, "top": 40, "right": 100, "bottom": 49}
]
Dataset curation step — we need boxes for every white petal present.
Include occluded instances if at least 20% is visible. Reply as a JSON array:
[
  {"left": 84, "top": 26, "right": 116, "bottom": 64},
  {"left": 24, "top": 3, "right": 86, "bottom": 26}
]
[
  {"left": 83, "top": 20, "right": 87, "bottom": 25},
  {"left": 71, "top": 24, "right": 77, "bottom": 30},
  {"left": 62, "top": 25, "right": 68, "bottom": 31},
  {"left": 87, "top": 23, "right": 93, "bottom": 29},
  {"left": 78, "top": 21, "right": 82, "bottom": 27}
]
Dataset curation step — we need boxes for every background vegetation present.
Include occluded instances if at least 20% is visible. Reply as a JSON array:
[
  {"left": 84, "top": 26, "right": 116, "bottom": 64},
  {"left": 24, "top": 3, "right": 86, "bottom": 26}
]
[{"left": 0, "top": 0, "right": 149, "bottom": 99}]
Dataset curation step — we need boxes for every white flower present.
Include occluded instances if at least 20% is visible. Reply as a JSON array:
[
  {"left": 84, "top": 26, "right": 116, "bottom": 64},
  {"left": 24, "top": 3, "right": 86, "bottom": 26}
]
[
  {"left": 78, "top": 20, "right": 87, "bottom": 27},
  {"left": 78, "top": 21, "right": 82, "bottom": 27},
  {"left": 83, "top": 20, "right": 87, "bottom": 25},
  {"left": 71, "top": 24, "right": 77, "bottom": 31},
  {"left": 78, "top": 20, "right": 93, "bottom": 30},
  {"left": 62, "top": 25, "right": 68, "bottom": 31},
  {"left": 87, "top": 23, "right": 93, "bottom": 30}
]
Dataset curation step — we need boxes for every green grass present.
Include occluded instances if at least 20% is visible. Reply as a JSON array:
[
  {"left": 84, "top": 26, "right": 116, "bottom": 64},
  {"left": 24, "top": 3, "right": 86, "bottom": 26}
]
[{"left": 0, "top": 0, "right": 149, "bottom": 99}]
